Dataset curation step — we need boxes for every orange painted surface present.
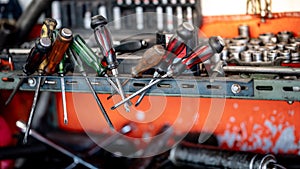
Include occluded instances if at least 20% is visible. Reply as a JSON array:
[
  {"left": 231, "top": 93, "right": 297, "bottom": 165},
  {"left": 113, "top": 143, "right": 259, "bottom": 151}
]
[{"left": 200, "top": 14, "right": 300, "bottom": 38}]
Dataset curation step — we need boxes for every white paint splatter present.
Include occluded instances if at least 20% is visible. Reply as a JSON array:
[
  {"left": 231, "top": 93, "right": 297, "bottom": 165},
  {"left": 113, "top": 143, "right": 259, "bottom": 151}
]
[
  {"left": 273, "top": 127, "right": 297, "bottom": 153},
  {"left": 233, "top": 103, "right": 239, "bottom": 109},
  {"left": 136, "top": 111, "right": 145, "bottom": 121},
  {"left": 229, "top": 116, "right": 236, "bottom": 123},
  {"left": 288, "top": 110, "right": 295, "bottom": 116},
  {"left": 218, "top": 130, "right": 236, "bottom": 148},
  {"left": 253, "top": 106, "right": 260, "bottom": 111},
  {"left": 262, "top": 138, "right": 273, "bottom": 151},
  {"left": 264, "top": 120, "right": 277, "bottom": 137}
]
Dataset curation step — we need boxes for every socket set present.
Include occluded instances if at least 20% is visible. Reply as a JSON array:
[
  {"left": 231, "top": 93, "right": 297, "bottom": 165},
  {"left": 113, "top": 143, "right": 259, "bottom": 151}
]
[
  {"left": 213, "top": 30, "right": 300, "bottom": 66},
  {"left": 50, "top": 0, "right": 201, "bottom": 32}
]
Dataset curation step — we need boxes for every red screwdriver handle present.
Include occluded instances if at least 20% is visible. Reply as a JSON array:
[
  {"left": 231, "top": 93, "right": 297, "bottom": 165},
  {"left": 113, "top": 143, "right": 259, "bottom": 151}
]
[
  {"left": 169, "top": 36, "right": 225, "bottom": 76},
  {"left": 91, "top": 15, "right": 118, "bottom": 70},
  {"left": 155, "top": 22, "right": 195, "bottom": 75}
]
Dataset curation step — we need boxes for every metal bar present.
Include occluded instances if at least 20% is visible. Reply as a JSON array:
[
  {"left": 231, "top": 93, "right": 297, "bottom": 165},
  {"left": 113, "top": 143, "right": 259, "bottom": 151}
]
[
  {"left": 16, "top": 121, "right": 98, "bottom": 169},
  {"left": 223, "top": 66, "right": 300, "bottom": 75}
]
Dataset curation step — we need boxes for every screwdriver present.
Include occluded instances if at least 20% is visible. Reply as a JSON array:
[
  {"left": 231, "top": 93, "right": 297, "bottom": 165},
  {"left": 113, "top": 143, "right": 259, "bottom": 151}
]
[
  {"left": 5, "top": 38, "right": 52, "bottom": 106},
  {"left": 58, "top": 55, "right": 68, "bottom": 124},
  {"left": 111, "top": 36, "right": 225, "bottom": 110},
  {"left": 91, "top": 15, "right": 130, "bottom": 112},
  {"left": 67, "top": 47, "right": 114, "bottom": 129},
  {"left": 107, "top": 45, "right": 166, "bottom": 100},
  {"left": 23, "top": 28, "right": 73, "bottom": 144},
  {"left": 135, "top": 22, "right": 195, "bottom": 107},
  {"left": 71, "top": 35, "right": 121, "bottom": 96},
  {"left": 70, "top": 35, "right": 121, "bottom": 129},
  {"left": 40, "top": 18, "right": 57, "bottom": 40},
  {"left": 5, "top": 18, "right": 57, "bottom": 106}
]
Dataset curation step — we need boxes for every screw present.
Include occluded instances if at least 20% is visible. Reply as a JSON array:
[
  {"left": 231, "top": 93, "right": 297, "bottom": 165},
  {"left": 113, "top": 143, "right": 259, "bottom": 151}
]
[
  {"left": 28, "top": 78, "right": 36, "bottom": 87},
  {"left": 231, "top": 84, "right": 241, "bottom": 94}
]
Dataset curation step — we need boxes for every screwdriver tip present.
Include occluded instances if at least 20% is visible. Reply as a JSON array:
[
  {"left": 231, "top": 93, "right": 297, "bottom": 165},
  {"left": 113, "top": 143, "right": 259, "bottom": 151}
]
[
  {"left": 4, "top": 101, "right": 9, "bottom": 106},
  {"left": 134, "top": 102, "right": 141, "bottom": 107},
  {"left": 64, "top": 119, "right": 68, "bottom": 125},
  {"left": 111, "top": 106, "right": 116, "bottom": 110},
  {"left": 22, "top": 137, "right": 28, "bottom": 144}
]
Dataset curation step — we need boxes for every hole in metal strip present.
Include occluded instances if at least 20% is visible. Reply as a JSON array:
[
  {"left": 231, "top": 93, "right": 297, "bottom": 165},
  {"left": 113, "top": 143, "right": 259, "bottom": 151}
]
[
  {"left": 133, "top": 83, "right": 146, "bottom": 87},
  {"left": 66, "top": 81, "right": 78, "bottom": 85},
  {"left": 91, "top": 81, "right": 101, "bottom": 85},
  {"left": 44, "top": 80, "right": 57, "bottom": 85},
  {"left": 283, "top": 86, "right": 300, "bottom": 92},
  {"left": 181, "top": 84, "right": 195, "bottom": 88},
  {"left": 207, "top": 85, "right": 221, "bottom": 90},
  {"left": 256, "top": 86, "right": 273, "bottom": 91},
  {"left": 157, "top": 84, "right": 172, "bottom": 88},
  {"left": 1, "top": 77, "right": 14, "bottom": 82},
  {"left": 241, "top": 86, "right": 248, "bottom": 90}
]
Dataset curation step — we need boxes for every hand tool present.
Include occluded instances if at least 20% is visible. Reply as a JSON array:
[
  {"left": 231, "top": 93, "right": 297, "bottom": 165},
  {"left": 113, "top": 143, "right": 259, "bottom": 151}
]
[
  {"left": 210, "top": 61, "right": 226, "bottom": 83},
  {"left": 106, "top": 45, "right": 165, "bottom": 100},
  {"left": 43, "top": 28, "right": 73, "bottom": 75},
  {"left": 113, "top": 6, "right": 121, "bottom": 30},
  {"left": 87, "top": 122, "right": 135, "bottom": 156},
  {"left": 40, "top": 18, "right": 57, "bottom": 40},
  {"left": 23, "top": 28, "right": 73, "bottom": 144},
  {"left": 166, "top": 6, "right": 173, "bottom": 31},
  {"left": 91, "top": 15, "right": 130, "bottom": 112},
  {"left": 58, "top": 56, "right": 68, "bottom": 124},
  {"left": 5, "top": 18, "right": 57, "bottom": 106},
  {"left": 71, "top": 35, "right": 121, "bottom": 96},
  {"left": 43, "top": 18, "right": 69, "bottom": 125},
  {"left": 111, "top": 36, "right": 225, "bottom": 110},
  {"left": 156, "top": 6, "right": 163, "bottom": 31},
  {"left": 4, "top": 37, "right": 52, "bottom": 106},
  {"left": 169, "top": 141, "right": 286, "bottom": 169},
  {"left": 136, "top": 6, "right": 143, "bottom": 30},
  {"left": 135, "top": 22, "right": 195, "bottom": 107},
  {"left": 16, "top": 121, "right": 98, "bottom": 169},
  {"left": 114, "top": 40, "right": 148, "bottom": 54},
  {"left": 69, "top": 39, "right": 115, "bottom": 129}
]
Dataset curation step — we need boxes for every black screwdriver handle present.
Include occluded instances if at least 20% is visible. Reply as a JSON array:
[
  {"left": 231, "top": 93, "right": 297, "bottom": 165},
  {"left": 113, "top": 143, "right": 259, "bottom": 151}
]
[{"left": 23, "top": 37, "right": 52, "bottom": 75}]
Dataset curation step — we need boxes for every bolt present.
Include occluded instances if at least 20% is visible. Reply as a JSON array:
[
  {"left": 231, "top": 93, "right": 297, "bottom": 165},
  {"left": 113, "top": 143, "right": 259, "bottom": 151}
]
[
  {"left": 28, "top": 78, "right": 36, "bottom": 87},
  {"left": 231, "top": 84, "right": 241, "bottom": 94}
]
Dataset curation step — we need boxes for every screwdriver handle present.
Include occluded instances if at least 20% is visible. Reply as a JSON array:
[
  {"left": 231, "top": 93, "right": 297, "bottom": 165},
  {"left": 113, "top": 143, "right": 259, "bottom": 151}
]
[
  {"left": 134, "top": 22, "right": 194, "bottom": 106},
  {"left": 131, "top": 45, "right": 165, "bottom": 77},
  {"left": 91, "top": 15, "right": 118, "bottom": 70},
  {"left": 156, "top": 22, "right": 194, "bottom": 75},
  {"left": 113, "top": 37, "right": 224, "bottom": 110},
  {"left": 23, "top": 37, "right": 52, "bottom": 75},
  {"left": 40, "top": 18, "right": 57, "bottom": 40},
  {"left": 67, "top": 48, "right": 84, "bottom": 73},
  {"left": 44, "top": 28, "right": 73, "bottom": 75},
  {"left": 168, "top": 36, "right": 225, "bottom": 76},
  {"left": 71, "top": 35, "right": 107, "bottom": 76},
  {"left": 58, "top": 54, "right": 67, "bottom": 76}
]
